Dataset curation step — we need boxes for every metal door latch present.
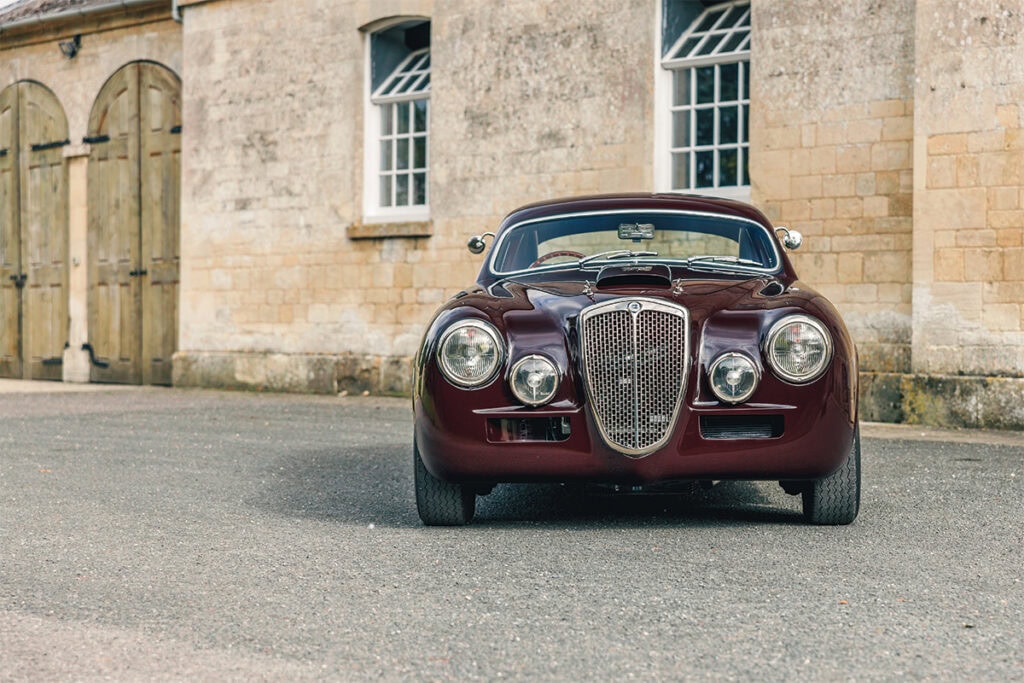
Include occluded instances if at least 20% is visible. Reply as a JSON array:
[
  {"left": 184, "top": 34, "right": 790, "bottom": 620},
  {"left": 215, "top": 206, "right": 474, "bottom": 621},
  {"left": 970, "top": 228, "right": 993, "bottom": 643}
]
[
  {"left": 9, "top": 273, "right": 26, "bottom": 288},
  {"left": 129, "top": 269, "right": 148, "bottom": 277}
]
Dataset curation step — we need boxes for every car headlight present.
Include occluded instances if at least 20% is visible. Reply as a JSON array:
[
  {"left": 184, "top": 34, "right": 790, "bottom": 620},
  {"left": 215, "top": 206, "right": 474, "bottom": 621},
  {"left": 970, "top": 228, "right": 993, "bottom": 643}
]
[
  {"left": 708, "top": 352, "right": 759, "bottom": 404},
  {"left": 437, "top": 320, "right": 504, "bottom": 387},
  {"left": 765, "top": 315, "right": 832, "bottom": 383},
  {"left": 509, "top": 355, "right": 559, "bottom": 407}
]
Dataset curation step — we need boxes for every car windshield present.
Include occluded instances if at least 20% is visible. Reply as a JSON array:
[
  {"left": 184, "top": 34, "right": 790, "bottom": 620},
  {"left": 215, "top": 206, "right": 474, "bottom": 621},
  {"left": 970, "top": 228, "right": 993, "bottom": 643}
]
[{"left": 489, "top": 210, "right": 780, "bottom": 275}]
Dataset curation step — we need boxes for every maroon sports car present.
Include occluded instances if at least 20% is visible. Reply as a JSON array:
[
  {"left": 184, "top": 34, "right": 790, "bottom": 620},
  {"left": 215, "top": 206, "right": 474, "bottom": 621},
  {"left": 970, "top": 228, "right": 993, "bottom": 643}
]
[{"left": 413, "top": 194, "right": 859, "bottom": 526}]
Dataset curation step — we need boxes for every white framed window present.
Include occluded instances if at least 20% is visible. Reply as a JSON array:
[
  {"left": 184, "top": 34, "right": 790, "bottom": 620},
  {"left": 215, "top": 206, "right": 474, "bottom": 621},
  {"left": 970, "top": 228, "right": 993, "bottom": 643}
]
[
  {"left": 363, "top": 21, "right": 430, "bottom": 223},
  {"left": 657, "top": 1, "right": 750, "bottom": 200}
]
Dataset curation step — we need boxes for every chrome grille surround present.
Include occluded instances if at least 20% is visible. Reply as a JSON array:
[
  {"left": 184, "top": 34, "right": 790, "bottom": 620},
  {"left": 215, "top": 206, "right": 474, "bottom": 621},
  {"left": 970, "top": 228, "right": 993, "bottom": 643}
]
[{"left": 579, "top": 297, "right": 690, "bottom": 457}]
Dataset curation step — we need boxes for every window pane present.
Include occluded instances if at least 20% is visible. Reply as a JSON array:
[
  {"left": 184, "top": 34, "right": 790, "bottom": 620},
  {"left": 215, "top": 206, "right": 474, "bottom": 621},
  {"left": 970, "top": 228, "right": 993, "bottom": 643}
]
[
  {"left": 380, "top": 140, "right": 393, "bottom": 171},
  {"left": 720, "top": 106, "right": 739, "bottom": 144},
  {"left": 672, "top": 110, "right": 690, "bottom": 148},
  {"left": 696, "top": 108, "right": 715, "bottom": 146},
  {"left": 679, "top": 36, "right": 702, "bottom": 56},
  {"left": 413, "top": 136, "right": 427, "bottom": 170},
  {"left": 722, "top": 31, "right": 747, "bottom": 54},
  {"left": 672, "top": 152, "right": 689, "bottom": 190},
  {"left": 410, "top": 52, "right": 428, "bottom": 71},
  {"left": 397, "top": 102, "right": 410, "bottom": 134},
  {"left": 742, "top": 103, "right": 749, "bottom": 142},
  {"left": 413, "top": 100, "right": 428, "bottom": 132},
  {"left": 742, "top": 62, "right": 750, "bottom": 99},
  {"left": 396, "top": 138, "right": 409, "bottom": 170},
  {"left": 695, "top": 151, "right": 714, "bottom": 187},
  {"left": 699, "top": 32, "right": 727, "bottom": 56},
  {"left": 396, "top": 174, "right": 409, "bottom": 206},
  {"left": 741, "top": 150, "right": 749, "bottom": 186},
  {"left": 672, "top": 69, "right": 691, "bottom": 106},
  {"left": 695, "top": 9, "right": 724, "bottom": 33},
  {"left": 381, "top": 104, "right": 393, "bottom": 135},
  {"left": 717, "top": 5, "right": 738, "bottom": 27},
  {"left": 413, "top": 172, "right": 427, "bottom": 205},
  {"left": 719, "top": 149, "right": 738, "bottom": 186},
  {"left": 696, "top": 66, "right": 715, "bottom": 104},
  {"left": 380, "top": 175, "right": 392, "bottom": 207},
  {"left": 720, "top": 63, "right": 738, "bottom": 101}
]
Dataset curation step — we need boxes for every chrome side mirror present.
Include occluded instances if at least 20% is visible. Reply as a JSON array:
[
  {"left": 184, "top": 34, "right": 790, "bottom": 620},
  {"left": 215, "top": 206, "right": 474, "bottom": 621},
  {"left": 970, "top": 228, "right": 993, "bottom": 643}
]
[
  {"left": 467, "top": 232, "right": 495, "bottom": 255},
  {"left": 775, "top": 226, "right": 803, "bottom": 250}
]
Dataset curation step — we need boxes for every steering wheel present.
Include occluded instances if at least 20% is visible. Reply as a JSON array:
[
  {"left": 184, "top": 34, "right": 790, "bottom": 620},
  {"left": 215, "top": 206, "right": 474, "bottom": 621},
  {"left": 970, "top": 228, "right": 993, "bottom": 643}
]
[{"left": 531, "top": 250, "right": 586, "bottom": 267}]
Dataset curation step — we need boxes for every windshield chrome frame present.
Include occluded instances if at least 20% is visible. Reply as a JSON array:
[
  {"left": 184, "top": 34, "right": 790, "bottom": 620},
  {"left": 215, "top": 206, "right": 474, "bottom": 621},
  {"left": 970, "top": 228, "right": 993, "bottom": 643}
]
[{"left": 486, "top": 209, "right": 784, "bottom": 278}]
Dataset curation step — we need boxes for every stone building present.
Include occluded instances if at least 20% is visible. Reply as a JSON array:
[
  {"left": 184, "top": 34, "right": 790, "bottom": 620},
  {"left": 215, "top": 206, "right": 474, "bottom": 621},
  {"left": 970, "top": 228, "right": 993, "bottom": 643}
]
[{"left": 1, "top": 0, "right": 1022, "bottom": 428}]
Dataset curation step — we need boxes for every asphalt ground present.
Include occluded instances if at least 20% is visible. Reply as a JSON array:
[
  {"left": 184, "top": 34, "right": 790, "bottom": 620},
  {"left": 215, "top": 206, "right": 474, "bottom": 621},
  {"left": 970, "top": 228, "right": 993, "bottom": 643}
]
[{"left": 0, "top": 383, "right": 1022, "bottom": 681}]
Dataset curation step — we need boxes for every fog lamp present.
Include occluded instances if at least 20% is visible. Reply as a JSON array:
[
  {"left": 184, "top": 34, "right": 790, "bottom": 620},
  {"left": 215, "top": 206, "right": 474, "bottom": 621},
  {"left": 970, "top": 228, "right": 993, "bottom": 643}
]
[
  {"left": 509, "top": 355, "right": 559, "bottom": 407},
  {"left": 709, "top": 352, "right": 759, "bottom": 404}
]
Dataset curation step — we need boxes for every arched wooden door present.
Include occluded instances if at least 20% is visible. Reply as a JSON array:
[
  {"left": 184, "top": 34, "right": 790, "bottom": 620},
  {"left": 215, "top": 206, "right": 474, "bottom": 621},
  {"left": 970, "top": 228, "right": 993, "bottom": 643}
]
[
  {"left": 0, "top": 81, "right": 69, "bottom": 380},
  {"left": 87, "top": 62, "right": 180, "bottom": 385}
]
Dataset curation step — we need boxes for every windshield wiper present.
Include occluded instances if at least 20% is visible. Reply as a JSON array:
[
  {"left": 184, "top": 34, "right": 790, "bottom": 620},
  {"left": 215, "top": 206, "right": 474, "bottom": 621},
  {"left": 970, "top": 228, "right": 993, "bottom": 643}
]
[
  {"left": 577, "top": 250, "right": 658, "bottom": 267},
  {"left": 685, "top": 255, "right": 763, "bottom": 268}
]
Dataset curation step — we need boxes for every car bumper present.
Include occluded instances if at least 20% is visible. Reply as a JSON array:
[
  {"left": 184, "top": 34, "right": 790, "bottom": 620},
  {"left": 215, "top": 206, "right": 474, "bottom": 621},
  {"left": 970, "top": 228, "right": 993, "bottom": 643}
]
[{"left": 414, "top": 391, "right": 856, "bottom": 485}]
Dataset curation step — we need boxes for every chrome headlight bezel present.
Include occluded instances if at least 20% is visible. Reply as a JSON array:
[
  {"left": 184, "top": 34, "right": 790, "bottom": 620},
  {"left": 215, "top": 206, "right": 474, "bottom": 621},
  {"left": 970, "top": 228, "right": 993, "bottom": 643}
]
[
  {"left": 764, "top": 314, "right": 833, "bottom": 384},
  {"left": 509, "top": 354, "right": 560, "bottom": 407},
  {"left": 436, "top": 319, "right": 505, "bottom": 388},
  {"left": 708, "top": 352, "right": 760, "bottom": 404}
]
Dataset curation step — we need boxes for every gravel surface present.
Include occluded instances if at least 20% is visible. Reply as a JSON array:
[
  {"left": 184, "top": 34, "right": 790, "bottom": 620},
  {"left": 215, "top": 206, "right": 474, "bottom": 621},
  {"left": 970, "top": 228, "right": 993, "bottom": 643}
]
[{"left": 1, "top": 387, "right": 1022, "bottom": 680}]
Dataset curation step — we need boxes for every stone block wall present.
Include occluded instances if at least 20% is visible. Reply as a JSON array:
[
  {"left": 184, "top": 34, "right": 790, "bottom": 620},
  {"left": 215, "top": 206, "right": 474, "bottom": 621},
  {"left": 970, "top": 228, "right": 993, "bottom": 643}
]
[
  {"left": 174, "top": 0, "right": 655, "bottom": 392},
  {"left": 750, "top": 0, "right": 916, "bottom": 373},
  {"left": 912, "top": 1, "right": 1024, "bottom": 378}
]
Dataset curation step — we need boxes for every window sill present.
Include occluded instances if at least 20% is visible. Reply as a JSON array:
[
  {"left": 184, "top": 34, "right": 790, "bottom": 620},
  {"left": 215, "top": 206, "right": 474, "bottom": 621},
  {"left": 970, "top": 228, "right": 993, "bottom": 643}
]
[{"left": 347, "top": 220, "right": 433, "bottom": 240}]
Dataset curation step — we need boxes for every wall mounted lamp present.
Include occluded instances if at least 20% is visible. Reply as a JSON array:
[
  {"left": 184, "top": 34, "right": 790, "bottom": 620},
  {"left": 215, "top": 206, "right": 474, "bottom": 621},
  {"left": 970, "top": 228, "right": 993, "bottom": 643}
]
[{"left": 59, "top": 35, "right": 80, "bottom": 59}]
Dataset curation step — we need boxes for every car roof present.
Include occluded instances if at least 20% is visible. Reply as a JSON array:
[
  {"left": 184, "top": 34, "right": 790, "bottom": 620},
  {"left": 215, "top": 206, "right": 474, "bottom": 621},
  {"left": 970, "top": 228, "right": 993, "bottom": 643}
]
[{"left": 497, "top": 193, "right": 773, "bottom": 230}]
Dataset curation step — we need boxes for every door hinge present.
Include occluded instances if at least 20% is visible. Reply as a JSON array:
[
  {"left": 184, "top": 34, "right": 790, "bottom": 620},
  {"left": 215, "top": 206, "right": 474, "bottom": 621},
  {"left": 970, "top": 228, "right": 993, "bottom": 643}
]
[
  {"left": 31, "top": 139, "right": 70, "bottom": 152},
  {"left": 81, "top": 343, "right": 110, "bottom": 369},
  {"left": 82, "top": 134, "right": 110, "bottom": 144}
]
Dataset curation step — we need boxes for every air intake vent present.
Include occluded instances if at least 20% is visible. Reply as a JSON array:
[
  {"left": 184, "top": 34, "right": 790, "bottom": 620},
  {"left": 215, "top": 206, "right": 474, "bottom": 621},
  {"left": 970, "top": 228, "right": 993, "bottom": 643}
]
[
  {"left": 579, "top": 298, "right": 690, "bottom": 457},
  {"left": 700, "top": 414, "right": 784, "bottom": 440}
]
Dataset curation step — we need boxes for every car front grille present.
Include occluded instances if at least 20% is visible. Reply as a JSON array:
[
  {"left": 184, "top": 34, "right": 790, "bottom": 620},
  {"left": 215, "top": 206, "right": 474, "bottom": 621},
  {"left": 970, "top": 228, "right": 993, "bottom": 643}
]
[{"left": 579, "top": 298, "right": 690, "bottom": 457}]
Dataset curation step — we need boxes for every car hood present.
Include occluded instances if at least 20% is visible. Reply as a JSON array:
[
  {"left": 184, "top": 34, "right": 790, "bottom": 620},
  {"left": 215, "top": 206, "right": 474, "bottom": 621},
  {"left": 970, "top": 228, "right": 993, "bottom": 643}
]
[{"left": 467, "top": 273, "right": 812, "bottom": 326}]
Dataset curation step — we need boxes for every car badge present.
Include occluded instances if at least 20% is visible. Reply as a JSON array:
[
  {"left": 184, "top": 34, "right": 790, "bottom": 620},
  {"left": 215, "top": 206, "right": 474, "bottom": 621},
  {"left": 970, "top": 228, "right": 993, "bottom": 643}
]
[{"left": 627, "top": 301, "right": 642, "bottom": 315}]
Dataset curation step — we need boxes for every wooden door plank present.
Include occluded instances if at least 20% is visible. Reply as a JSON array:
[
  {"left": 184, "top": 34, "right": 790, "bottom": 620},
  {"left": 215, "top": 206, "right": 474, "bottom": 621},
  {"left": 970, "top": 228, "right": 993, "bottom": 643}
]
[
  {"left": 88, "top": 64, "right": 142, "bottom": 384},
  {"left": 139, "top": 64, "right": 181, "bottom": 387},
  {"left": 0, "top": 84, "right": 23, "bottom": 378},
  {"left": 20, "top": 82, "right": 69, "bottom": 381}
]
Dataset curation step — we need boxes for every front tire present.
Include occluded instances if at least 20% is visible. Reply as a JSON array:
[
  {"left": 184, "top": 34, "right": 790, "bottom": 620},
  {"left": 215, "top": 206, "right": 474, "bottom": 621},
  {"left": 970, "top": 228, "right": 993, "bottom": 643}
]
[
  {"left": 414, "top": 440, "right": 475, "bottom": 526},
  {"left": 802, "top": 425, "right": 861, "bottom": 525}
]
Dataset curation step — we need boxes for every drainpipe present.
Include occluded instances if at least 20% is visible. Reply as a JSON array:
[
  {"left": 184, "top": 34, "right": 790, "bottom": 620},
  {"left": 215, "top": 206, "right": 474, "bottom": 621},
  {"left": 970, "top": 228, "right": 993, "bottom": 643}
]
[{"left": 0, "top": 0, "right": 169, "bottom": 34}]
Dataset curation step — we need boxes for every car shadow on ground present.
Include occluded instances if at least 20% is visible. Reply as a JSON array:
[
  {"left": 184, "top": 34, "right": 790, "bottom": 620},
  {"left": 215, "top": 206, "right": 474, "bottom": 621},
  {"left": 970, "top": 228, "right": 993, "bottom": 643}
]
[
  {"left": 260, "top": 446, "right": 807, "bottom": 528},
  {"left": 475, "top": 481, "right": 805, "bottom": 527}
]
